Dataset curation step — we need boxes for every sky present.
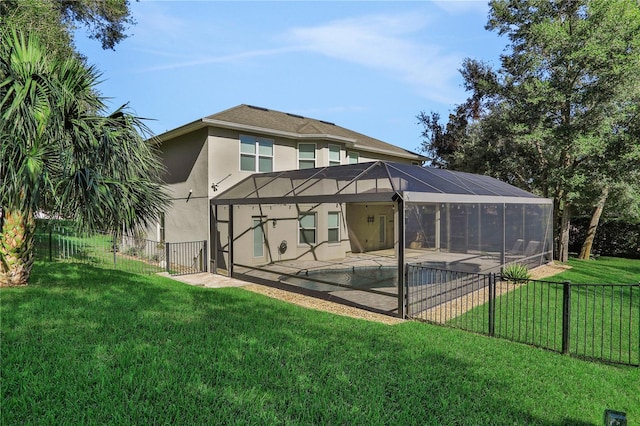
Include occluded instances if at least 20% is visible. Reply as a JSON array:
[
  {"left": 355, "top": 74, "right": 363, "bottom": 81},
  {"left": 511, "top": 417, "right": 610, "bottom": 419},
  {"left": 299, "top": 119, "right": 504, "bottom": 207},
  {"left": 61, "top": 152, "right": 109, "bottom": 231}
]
[{"left": 74, "top": 1, "right": 506, "bottom": 155}]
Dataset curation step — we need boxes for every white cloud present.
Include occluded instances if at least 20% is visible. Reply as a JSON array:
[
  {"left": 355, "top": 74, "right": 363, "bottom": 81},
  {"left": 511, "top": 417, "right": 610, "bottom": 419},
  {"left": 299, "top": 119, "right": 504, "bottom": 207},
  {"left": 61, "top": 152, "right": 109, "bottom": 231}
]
[
  {"left": 138, "top": 46, "right": 301, "bottom": 72},
  {"left": 130, "top": 8, "right": 469, "bottom": 105},
  {"left": 283, "top": 13, "right": 465, "bottom": 104},
  {"left": 129, "top": 2, "right": 188, "bottom": 43}
]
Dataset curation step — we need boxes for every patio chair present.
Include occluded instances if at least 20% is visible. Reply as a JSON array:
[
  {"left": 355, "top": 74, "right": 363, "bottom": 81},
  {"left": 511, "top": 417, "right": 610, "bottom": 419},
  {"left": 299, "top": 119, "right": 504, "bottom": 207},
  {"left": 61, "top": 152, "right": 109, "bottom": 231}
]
[
  {"left": 505, "top": 240, "right": 540, "bottom": 262},
  {"left": 508, "top": 239, "right": 525, "bottom": 255}
]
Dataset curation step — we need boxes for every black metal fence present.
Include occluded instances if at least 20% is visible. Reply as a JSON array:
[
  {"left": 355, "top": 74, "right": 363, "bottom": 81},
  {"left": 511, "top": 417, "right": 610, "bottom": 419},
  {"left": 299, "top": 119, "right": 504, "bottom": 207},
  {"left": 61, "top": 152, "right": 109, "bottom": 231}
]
[
  {"left": 164, "top": 240, "right": 207, "bottom": 276},
  {"left": 34, "top": 223, "right": 206, "bottom": 276},
  {"left": 406, "top": 264, "right": 640, "bottom": 367}
]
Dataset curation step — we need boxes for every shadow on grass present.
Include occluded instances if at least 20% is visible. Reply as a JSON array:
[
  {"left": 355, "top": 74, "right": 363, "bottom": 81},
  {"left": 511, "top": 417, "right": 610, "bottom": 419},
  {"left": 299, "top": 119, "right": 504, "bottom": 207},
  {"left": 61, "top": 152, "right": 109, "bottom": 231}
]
[{"left": 1, "top": 262, "right": 624, "bottom": 424}]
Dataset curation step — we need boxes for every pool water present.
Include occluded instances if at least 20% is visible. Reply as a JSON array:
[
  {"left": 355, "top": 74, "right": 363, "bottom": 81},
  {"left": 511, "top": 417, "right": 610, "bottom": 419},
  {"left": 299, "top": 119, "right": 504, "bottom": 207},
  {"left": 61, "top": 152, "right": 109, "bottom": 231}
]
[{"left": 282, "top": 266, "right": 398, "bottom": 293}]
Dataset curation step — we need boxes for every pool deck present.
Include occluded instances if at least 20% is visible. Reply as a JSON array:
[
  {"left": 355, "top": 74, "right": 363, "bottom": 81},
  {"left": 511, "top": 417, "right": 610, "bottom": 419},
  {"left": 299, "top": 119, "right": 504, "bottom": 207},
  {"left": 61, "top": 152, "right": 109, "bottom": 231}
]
[{"left": 226, "top": 249, "right": 503, "bottom": 316}]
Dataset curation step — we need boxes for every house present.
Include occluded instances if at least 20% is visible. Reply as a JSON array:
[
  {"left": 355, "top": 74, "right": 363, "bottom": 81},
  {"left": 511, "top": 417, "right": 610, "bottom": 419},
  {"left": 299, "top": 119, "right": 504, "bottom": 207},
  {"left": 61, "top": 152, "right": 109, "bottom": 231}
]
[
  {"left": 150, "top": 104, "right": 427, "bottom": 260},
  {"left": 151, "top": 104, "right": 553, "bottom": 318}
]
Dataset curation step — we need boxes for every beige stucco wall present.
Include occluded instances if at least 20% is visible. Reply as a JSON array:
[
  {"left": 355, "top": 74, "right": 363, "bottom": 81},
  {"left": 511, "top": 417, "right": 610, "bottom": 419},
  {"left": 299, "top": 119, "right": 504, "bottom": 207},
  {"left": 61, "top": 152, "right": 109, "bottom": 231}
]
[
  {"left": 150, "top": 128, "right": 210, "bottom": 243},
  {"left": 228, "top": 203, "right": 351, "bottom": 267},
  {"left": 154, "top": 123, "right": 419, "bottom": 271}
]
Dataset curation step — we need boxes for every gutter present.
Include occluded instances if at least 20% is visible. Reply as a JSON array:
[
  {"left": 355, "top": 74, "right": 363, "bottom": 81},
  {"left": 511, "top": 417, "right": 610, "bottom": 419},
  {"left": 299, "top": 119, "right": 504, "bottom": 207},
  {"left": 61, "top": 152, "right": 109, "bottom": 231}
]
[{"left": 155, "top": 118, "right": 427, "bottom": 161}]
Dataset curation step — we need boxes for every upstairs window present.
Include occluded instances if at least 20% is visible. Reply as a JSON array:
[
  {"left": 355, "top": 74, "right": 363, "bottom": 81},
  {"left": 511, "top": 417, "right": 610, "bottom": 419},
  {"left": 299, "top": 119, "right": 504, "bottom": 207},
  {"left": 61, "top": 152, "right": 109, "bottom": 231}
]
[
  {"left": 348, "top": 151, "right": 359, "bottom": 164},
  {"left": 298, "top": 143, "right": 316, "bottom": 169},
  {"left": 240, "top": 135, "right": 273, "bottom": 172},
  {"left": 328, "top": 144, "right": 341, "bottom": 166}
]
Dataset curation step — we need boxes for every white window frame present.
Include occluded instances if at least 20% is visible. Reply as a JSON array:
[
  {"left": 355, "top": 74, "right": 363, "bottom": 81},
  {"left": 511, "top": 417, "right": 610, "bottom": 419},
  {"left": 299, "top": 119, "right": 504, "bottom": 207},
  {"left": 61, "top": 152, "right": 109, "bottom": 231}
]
[
  {"left": 328, "top": 144, "right": 341, "bottom": 166},
  {"left": 327, "top": 211, "right": 340, "bottom": 244},
  {"left": 347, "top": 151, "right": 359, "bottom": 164},
  {"left": 240, "top": 135, "right": 273, "bottom": 172},
  {"left": 298, "top": 143, "right": 316, "bottom": 169},
  {"left": 298, "top": 212, "right": 317, "bottom": 245}
]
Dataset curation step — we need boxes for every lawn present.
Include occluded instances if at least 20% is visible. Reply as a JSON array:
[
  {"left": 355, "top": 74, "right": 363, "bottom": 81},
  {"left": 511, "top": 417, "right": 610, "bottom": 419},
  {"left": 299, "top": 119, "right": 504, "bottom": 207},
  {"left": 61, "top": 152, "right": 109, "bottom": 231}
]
[
  {"left": 1, "top": 261, "right": 639, "bottom": 424},
  {"left": 449, "top": 257, "right": 640, "bottom": 366}
]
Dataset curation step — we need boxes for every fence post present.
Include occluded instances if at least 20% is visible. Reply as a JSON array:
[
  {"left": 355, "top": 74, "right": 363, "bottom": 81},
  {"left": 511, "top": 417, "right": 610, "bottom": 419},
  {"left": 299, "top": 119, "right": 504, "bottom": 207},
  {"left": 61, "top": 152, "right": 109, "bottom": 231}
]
[
  {"left": 165, "top": 242, "right": 170, "bottom": 273},
  {"left": 113, "top": 235, "right": 117, "bottom": 267},
  {"left": 203, "top": 240, "right": 207, "bottom": 272},
  {"left": 488, "top": 273, "right": 496, "bottom": 336},
  {"left": 48, "top": 228, "right": 53, "bottom": 262},
  {"left": 562, "top": 281, "right": 571, "bottom": 355}
]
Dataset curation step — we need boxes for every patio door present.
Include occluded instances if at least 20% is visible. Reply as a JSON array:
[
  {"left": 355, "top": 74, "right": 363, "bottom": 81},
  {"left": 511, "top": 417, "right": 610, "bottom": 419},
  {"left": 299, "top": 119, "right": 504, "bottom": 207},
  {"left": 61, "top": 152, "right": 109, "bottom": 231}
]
[{"left": 379, "top": 215, "right": 387, "bottom": 244}]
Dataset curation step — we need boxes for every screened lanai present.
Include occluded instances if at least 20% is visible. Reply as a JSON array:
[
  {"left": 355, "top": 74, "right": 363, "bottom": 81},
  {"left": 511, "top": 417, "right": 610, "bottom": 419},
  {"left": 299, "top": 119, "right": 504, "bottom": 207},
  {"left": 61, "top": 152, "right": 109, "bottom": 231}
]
[{"left": 210, "top": 161, "right": 553, "bottom": 317}]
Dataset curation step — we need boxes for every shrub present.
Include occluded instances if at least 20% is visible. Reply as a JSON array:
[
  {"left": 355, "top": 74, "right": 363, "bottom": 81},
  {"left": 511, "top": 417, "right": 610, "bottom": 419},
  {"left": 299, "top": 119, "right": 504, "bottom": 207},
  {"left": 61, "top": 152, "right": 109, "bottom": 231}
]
[{"left": 502, "top": 263, "right": 531, "bottom": 282}]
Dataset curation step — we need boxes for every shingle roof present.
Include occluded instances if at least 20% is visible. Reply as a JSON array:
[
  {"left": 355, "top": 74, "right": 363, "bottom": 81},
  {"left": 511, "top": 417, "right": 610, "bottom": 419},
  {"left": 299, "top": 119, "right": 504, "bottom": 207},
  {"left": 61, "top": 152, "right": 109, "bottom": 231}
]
[{"left": 204, "top": 104, "right": 426, "bottom": 160}]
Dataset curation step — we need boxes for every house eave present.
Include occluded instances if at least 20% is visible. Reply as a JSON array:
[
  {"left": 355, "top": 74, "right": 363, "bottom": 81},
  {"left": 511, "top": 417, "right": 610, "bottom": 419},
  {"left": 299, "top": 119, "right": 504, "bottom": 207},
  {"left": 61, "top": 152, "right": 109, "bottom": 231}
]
[{"left": 155, "top": 117, "right": 425, "bottom": 161}]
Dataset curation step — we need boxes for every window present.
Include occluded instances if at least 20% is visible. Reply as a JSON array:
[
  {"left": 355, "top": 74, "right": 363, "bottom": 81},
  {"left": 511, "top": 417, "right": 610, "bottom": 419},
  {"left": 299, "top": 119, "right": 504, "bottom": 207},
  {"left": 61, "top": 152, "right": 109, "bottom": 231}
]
[
  {"left": 298, "top": 213, "right": 316, "bottom": 244},
  {"left": 252, "top": 217, "right": 265, "bottom": 257},
  {"left": 328, "top": 144, "right": 341, "bottom": 166},
  {"left": 328, "top": 212, "right": 340, "bottom": 243},
  {"left": 240, "top": 135, "right": 273, "bottom": 172},
  {"left": 347, "top": 151, "right": 359, "bottom": 164},
  {"left": 298, "top": 143, "right": 316, "bottom": 169}
]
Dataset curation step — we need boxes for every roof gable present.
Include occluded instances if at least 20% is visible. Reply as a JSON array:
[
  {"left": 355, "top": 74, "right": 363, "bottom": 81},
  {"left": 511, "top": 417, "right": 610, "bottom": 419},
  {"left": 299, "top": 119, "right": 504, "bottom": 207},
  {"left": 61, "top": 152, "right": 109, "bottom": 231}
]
[{"left": 176, "top": 104, "right": 427, "bottom": 161}]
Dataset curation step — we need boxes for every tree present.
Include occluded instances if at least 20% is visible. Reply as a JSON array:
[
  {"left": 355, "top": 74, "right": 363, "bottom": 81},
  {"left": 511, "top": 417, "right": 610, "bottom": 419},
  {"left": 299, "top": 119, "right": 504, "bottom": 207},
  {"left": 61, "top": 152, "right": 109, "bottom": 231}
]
[
  {"left": 420, "top": 0, "right": 640, "bottom": 262},
  {"left": 0, "top": 0, "right": 134, "bottom": 58},
  {"left": 0, "top": 30, "right": 167, "bottom": 286}
]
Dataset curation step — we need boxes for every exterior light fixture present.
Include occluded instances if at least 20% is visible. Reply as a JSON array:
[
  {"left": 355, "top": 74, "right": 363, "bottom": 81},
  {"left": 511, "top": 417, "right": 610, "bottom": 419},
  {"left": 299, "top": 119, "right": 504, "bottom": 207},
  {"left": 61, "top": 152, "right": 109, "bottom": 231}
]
[{"left": 604, "top": 410, "right": 627, "bottom": 426}]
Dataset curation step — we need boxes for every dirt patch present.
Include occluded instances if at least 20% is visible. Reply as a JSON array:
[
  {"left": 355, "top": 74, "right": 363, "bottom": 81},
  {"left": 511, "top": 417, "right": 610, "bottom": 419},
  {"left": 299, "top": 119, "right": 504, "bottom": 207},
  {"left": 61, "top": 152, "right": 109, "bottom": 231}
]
[
  {"left": 528, "top": 262, "right": 572, "bottom": 280},
  {"left": 242, "top": 262, "right": 572, "bottom": 325}
]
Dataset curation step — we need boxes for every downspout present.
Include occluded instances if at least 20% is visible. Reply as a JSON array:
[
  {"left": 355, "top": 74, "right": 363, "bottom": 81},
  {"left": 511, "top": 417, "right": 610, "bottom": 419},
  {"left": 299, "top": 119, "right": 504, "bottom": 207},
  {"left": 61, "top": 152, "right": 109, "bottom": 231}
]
[
  {"left": 500, "top": 203, "right": 506, "bottom": 266},
  {"left": 228, "top": 204, "right": 234, "bottom": 277}
]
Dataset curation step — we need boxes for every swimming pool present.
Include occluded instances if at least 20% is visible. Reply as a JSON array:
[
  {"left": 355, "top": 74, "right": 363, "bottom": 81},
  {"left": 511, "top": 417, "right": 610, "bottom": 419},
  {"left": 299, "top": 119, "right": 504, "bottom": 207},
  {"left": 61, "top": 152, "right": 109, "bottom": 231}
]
[{"left": 282, "top": 266, "right": 398, "bottom": 293}]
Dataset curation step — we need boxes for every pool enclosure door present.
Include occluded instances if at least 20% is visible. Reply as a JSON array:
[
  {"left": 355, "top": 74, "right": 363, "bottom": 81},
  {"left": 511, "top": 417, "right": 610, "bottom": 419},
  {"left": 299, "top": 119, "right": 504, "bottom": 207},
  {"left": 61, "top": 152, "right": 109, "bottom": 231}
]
[{"left": 211, "top": 204, "right": 231, "bottom": 276}]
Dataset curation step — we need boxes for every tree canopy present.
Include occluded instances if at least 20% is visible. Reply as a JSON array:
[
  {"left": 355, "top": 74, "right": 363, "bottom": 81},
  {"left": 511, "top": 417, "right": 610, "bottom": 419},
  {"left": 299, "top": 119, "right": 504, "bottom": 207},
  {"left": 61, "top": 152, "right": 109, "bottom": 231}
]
[
  {"left": 0, "top": 29, "right": 167, "bottom": 286},
  {"left": 419, "top": 0, "right": 640, "bottom": 262},
  {"left": 0, "top": 0, "right": 134, "bottom": 58}
]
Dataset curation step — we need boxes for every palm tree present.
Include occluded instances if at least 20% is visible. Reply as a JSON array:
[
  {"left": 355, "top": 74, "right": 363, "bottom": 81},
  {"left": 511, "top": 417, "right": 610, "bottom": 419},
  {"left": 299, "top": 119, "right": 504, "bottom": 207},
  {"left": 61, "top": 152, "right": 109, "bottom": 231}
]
[{"left": 0, "top": 30, "right": 168, "bottom": 286}]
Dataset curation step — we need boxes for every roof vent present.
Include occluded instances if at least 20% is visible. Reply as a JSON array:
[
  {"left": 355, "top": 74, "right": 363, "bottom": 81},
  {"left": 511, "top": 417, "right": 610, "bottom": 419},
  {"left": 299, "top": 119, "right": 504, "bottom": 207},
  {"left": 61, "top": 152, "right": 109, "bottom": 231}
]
[
  {"left": 319, "top": 120, "right": 335, "bottom": 126},
  {"left": 286, "top": 112, "right": 305, "bottom": 119},
  {"left": 247, "top": 105, "right": 268, "bottom": 111}
]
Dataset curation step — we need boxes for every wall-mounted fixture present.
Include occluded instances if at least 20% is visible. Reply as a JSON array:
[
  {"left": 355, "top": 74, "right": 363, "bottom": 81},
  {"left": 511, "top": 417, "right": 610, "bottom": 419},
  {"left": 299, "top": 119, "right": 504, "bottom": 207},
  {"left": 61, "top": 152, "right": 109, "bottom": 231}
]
[
  {"left": 211, "top": 173, "right": 232, "bottom": 192},
  {"left": 186, "top": 189, "right": 192, "bottom": 202},
  {"left": 367, "top": 215, "right": 375, "bottom": 223},
  {"left": 272, "top": 219, "right": 277, "bottom": 228}
]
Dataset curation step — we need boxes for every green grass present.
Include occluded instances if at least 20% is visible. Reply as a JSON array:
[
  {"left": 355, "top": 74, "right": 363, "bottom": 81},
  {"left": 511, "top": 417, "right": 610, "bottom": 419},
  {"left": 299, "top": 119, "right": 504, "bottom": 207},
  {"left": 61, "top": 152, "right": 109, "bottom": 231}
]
[
  {"left": 2, "top": 261, "right": 639, "bottom": 425},
  {"left": 452, "top": 257, "right": 640, "bottom": 365},
  {"left": 555, "top": 256, "right": 640, "bottom": 284}
]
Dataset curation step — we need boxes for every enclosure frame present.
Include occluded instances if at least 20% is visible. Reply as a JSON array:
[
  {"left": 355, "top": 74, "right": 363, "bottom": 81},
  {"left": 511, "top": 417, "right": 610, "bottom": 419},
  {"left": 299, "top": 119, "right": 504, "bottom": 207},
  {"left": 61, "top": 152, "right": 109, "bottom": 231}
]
[{"left": 210, "top": 161, "right": 553, "bottom": 318}]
